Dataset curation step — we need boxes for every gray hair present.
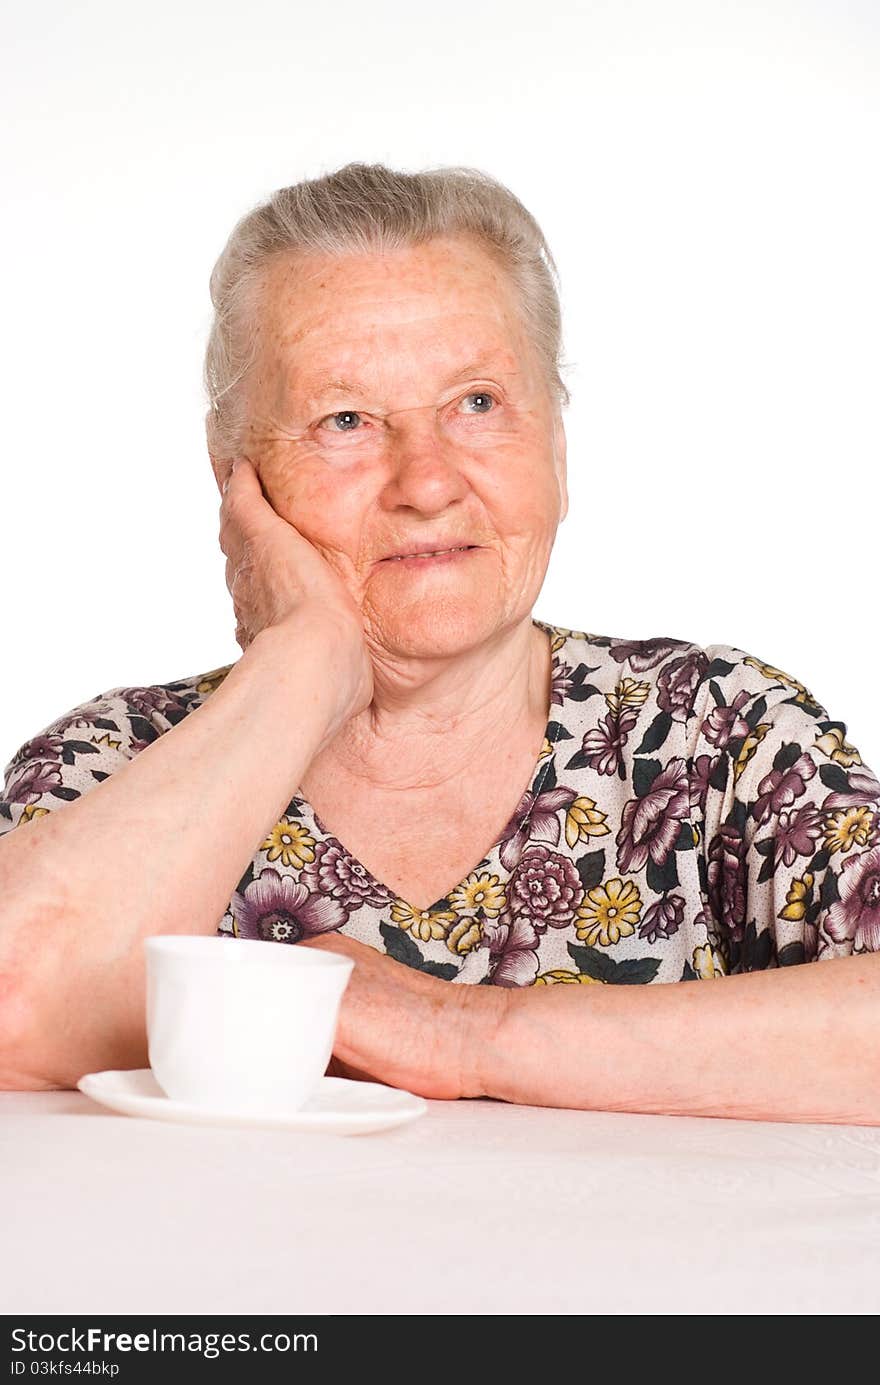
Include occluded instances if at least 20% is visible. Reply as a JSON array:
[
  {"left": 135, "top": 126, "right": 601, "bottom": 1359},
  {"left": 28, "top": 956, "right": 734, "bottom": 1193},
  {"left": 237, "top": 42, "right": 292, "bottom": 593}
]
[{"left": 203, "top": 161, "right": 572, "bottom": 461}]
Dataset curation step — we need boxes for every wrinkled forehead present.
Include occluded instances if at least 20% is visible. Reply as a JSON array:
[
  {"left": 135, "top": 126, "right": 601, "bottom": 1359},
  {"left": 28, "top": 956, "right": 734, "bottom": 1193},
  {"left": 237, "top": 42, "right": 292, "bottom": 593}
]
[{"left": 246, "top": 241, "right": 543, "bottom": 408}]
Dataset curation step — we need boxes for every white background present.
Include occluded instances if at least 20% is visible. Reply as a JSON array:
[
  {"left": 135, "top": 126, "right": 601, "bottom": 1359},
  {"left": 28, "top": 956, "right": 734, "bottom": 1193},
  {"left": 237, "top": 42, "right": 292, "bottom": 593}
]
[{"left": 1, "top": 0, "right": 877, "bottom": 767}]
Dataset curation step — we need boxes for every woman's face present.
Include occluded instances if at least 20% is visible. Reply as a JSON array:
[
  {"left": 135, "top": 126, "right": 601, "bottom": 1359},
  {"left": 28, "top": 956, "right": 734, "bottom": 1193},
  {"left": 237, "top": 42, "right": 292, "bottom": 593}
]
[{"left": 235, "top": 234, "right": 567, "bottom": 659}]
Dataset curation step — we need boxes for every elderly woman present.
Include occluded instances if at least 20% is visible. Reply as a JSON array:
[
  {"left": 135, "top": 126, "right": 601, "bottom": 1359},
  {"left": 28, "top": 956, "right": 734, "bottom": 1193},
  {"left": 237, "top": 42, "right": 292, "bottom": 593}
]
[{"left": 2, "top": 162, "right": 879, "bottom": 1123}]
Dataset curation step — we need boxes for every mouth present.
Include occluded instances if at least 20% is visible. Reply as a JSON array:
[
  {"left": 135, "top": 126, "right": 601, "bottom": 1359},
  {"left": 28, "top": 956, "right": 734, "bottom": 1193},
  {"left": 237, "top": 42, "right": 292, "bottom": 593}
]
[{"left": 383, "top": 544, "right": 478, "bottom": 562}]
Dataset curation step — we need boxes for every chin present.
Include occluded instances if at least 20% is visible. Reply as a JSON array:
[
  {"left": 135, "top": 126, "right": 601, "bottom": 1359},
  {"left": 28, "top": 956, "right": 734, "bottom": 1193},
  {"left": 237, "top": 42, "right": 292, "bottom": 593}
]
[{"left": 371, "top": 592, "right": 502, "bottom": 659}]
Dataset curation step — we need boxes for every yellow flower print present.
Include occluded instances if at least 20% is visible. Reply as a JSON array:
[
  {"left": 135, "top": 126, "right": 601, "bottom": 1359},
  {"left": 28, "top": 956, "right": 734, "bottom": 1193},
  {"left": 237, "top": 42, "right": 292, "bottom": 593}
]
[
  {"left": 196, "top": 665, "right": 233, "bottom": 696},
  {"left": 565, "top": 795, "right": 611, "bottom": 848},
  {"left": 547, "top": 626, "right": 592, "bottom": 652},
  {"left": 733, "top": 723, "right": 770, "bottom": 783},
  {"left": 447, "top": 916, "right": 484, "bottom": 955},
  {"left": 448, "top": 872, "right": 506, "bottom": 918},
  {"left": 693, "top": 944, "right": 728, "bottom": 978},
  {"left": 778, "top": 872, "right": 814, "bottom": 923},
  {"left": 261, "top": 818, "right": 315, "bottom": 869},
  {"left": 823, "top": 807, "right": 874, "bottom": 856},
  {"left": 536, "top": 968, "right": 605, "bottom": 985},
  {"left": 391, "top": 901, "right": 457, "bottom": 943},
  {"left": 90, "top": 732, "right": 122, "bottom": 751},
  {"left": 21, "top": 804, "right": 50, "bottom": 823},
  {"left": 575, "top": 877, "right": 642, "bottom": 946},
  {"left": 537, "top": 736, "right": 554, "bottom": 764},
  {"left": 605, "top": 678, "right": 651, "bottom": 716},
  {"left": 814, "top": 726, "right": 862, "bottom": 768},
  {"left": 743, "top": 657, "right": 818, "bottom": 708}
]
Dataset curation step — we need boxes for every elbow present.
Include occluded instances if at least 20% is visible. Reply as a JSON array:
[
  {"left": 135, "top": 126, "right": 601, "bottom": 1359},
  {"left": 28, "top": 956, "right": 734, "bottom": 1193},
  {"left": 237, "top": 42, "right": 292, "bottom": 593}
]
[{"left": 0, "top": 971, "right": 72, "bottom": 1091}]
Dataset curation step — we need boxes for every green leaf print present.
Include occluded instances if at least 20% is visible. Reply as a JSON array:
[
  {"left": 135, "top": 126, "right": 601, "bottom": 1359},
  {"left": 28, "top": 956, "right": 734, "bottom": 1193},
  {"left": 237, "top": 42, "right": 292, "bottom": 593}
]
[
  {"left": 576, "top": 849, "right": 606, "bottom": 891},
  {"left": 646, "top": 851, "right": 679, "bottom": 894},
  {"left": 777, "top": 941, "right": 807, "bottom": 966},
  {"left": 746, "top": 695, "right": 768, "bottom": 729},
  {"left": 379, "top": 921, "right": 425, "bottom": 969},
  {"left": 567, "top": 942, "right": 661, "bottom": 984},
  {"left": 741, "top": 919, "right": 774, "bottom": 971},
  {"left": 567, "top": 943, "right": 617, "bottom": 981},
  {"left": 819, "top": 763, "right": 851, "bottom": 794},
  {"left": 635, "top": 711, "right": 673, "bottom": 755},
  {"left": 704, "top": 658, "right": 737, "bottom": 679},
  {"left": 773, "top": 741, "right": 803, "bottom": 773},
  {"left": 632, "top": 758, "right": 663, "bottom": 798},
  {"left": 421, "top": 961, "right": 459, "bottom": 980}
]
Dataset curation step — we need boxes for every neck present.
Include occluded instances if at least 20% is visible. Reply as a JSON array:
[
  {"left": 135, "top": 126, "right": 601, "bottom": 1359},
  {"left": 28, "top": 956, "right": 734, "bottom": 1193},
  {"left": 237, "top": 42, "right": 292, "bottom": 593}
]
[{"left": 314, "top": 617, "right": 552, "bottom": 792}]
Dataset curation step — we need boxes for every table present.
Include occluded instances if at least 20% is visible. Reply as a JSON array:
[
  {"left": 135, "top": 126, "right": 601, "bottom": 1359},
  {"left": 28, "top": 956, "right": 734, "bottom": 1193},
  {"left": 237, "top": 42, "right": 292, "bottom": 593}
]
[{"left": 3, "top": 1089, "right": 880, "bottom": 1315}]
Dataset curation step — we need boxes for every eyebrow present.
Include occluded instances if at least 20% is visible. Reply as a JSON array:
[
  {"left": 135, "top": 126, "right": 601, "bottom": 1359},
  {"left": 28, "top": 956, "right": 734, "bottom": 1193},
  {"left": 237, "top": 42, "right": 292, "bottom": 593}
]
[{"left": 302, "top": 357, "right": 514, "bottom": 404}]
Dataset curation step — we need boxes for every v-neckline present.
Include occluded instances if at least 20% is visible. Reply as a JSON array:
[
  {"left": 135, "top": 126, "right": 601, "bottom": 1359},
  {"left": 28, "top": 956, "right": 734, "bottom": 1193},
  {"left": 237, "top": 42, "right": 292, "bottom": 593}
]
[{"left": 290, "top": 620, "right": 565, "bottom": 916}]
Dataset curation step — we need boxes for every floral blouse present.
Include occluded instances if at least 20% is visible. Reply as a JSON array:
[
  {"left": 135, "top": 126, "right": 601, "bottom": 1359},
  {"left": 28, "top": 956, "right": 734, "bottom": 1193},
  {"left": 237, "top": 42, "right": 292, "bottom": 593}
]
[{"left": 3, "top": 619, "right": 879, "bottom": 989}]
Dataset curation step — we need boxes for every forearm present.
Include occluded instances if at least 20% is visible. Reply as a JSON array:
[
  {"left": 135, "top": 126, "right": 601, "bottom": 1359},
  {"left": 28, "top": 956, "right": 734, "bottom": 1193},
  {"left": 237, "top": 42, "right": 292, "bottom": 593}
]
[
  {"left": 0, "top": 612, "right": 341, "bottom": 1088},
  {"left": 479, "top": 953, "right": 880, "bottom": 1125}
]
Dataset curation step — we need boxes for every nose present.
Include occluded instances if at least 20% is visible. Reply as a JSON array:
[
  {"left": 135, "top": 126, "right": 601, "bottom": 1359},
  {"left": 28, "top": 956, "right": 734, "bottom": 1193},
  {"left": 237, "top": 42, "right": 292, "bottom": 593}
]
[{"left": 378, "top": 405, "right": 470, "bottom": 516}]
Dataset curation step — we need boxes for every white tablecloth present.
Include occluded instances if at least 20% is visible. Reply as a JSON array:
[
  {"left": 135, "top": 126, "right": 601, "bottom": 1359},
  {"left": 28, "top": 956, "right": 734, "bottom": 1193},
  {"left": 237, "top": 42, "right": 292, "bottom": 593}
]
[{"left": 3, "top": 1089, "right": 880, "bottom": 1315}]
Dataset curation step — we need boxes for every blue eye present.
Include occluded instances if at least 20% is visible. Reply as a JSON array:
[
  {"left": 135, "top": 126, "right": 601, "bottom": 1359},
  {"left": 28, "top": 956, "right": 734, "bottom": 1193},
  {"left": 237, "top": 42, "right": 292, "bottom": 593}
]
[
  {"left": 461, "top": 392, "right": 496, "bottom": 414},
  {"left": 324, "top": 410, "right": 362, "bottom": 432}
]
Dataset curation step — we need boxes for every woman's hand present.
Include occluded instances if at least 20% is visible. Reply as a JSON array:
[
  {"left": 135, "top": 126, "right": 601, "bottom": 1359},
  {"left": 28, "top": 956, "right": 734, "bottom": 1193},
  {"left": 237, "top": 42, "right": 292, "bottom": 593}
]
[
  {"left": 298, "top": 933, "right": 507, "bottom": 1101},
  {"left": 218, "top": 457, "right": 373, "bottom": 722}
]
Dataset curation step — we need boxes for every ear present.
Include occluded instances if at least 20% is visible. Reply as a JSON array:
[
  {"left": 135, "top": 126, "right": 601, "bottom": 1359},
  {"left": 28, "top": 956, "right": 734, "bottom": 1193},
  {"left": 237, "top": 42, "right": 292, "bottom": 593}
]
[{"left": 553, "top": 410, "right": 568, "bottom": 523}]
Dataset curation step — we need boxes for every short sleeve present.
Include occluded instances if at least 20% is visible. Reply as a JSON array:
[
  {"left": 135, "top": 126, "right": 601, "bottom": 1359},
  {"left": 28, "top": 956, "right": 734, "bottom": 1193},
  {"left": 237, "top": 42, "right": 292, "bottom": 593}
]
[
  {"left": 0, "top": 679, "right": 205, "bottom": 840},
  {"left": 688, "top": 645, "right": 880, "bottom": 972}
]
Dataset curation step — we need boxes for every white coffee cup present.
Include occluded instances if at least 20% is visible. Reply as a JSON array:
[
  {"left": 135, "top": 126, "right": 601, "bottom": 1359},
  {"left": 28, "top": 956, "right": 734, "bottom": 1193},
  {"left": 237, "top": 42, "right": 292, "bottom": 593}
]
[{"left": 145, "top": 935, "right": 354, "bottom": 1113}]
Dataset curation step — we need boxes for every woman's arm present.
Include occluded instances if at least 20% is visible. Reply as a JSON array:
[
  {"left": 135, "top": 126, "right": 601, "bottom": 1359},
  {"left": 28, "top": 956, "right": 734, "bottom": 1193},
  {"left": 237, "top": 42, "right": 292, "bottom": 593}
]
[
  {"left": 297, "top": 931, "right": 880, "bottom": 1124},
  {"left": 0, "top": 614, "right": 359, "bottom": 1090},
  {"left": 476, "top": 951, "right": 880, "bottom": 1125},
  {"left": 0, "top": 461, "right": 373, "bottom": 1091}
]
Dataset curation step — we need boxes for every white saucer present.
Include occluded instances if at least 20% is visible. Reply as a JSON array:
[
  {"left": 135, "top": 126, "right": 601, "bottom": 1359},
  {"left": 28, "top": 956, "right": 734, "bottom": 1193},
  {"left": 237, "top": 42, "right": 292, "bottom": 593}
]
[{"left": 77, "top": 1068, "right": 428, "bottom": 1135}]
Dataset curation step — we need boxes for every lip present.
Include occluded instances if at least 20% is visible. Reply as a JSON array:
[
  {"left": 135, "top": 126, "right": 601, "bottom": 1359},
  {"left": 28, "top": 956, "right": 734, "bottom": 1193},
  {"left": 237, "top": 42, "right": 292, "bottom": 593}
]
[
  {"left": 374, "top": 540, "right": 479, "bottom": 562},
  {"left": 379, "top": 543, "right": 480, "bottom": 563}
]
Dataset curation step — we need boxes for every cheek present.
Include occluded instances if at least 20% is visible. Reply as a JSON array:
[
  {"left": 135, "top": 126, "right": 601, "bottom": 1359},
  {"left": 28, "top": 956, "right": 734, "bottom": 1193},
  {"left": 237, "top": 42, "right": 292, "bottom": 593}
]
[
  {"left": 478, "top": 456, "right": 562, "bottom": 536},
  {"left": 267, "top": 467, "right": 366, "bottom": 552}
]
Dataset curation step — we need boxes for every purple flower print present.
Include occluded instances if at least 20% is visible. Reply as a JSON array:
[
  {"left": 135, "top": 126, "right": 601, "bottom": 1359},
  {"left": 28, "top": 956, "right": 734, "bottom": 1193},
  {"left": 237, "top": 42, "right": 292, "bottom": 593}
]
[
  {"left": 550, "top": 659, "right": 574, "bottom": 706},
  {"left": 300, "top": 837, "right": 393, "bottom": 911},
  {"left": 825, "top": 845, "right": 880, "bottom": 951},
  {"left": 4, "top": 760, "right": 63, "bottom": 804},
  {"left": 483, "top": 911, "right": 540, "bottom": 987},
  {"left": 822, "top": 766, "right": 880, "bottom": 812},
  {"left": 47, "top": 702, "right": 115, "bottom": 736},
  {"left": 497, "top": 787, "right": 577, "bottom": 872},
  {"left": 752, "top": 753, "right": 817, "bottom": 826},
  {"left": 691, "top": 905, "right": 724, "bottom": 950},
  {"left": 506, "top": 844, "right": 582, "bottom": 930},
  {"left": 116, "top": 686, "right": 187, "bottom": 719},
  {"left": 701, "top": 689, "right": 752, "bottom": 749},
  {"left": 616, "top": 757, "right": 690, "bottom": 873},
  {"left": 9, "top": 734, "right": 65, "bottom": 767},
  {"left": 128, "top": 735, "right": 156, "bottom": 755},
  {"left": 772, "top": 805, "right": 823, "bottom": 869},
  {"left": 689, "top": 753, "right": 721, "bottom": 815},
  {"left": 706, "top": 822, "right": 747, "bottom": 941},
  {"left": 638, "top": 893, "right": 685, "bottom": 943},
  {"left": 608, "top": 638, "right": 688, "bottom": 672},
  {"left": 232, "top": 868, "right": 348, "bottom": 943},
  {"left": 656, "top": 651, "right": 709, "bottom": 723},
  {"left": 579, "top": 706, "right": 640, "bottom": 777}
]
